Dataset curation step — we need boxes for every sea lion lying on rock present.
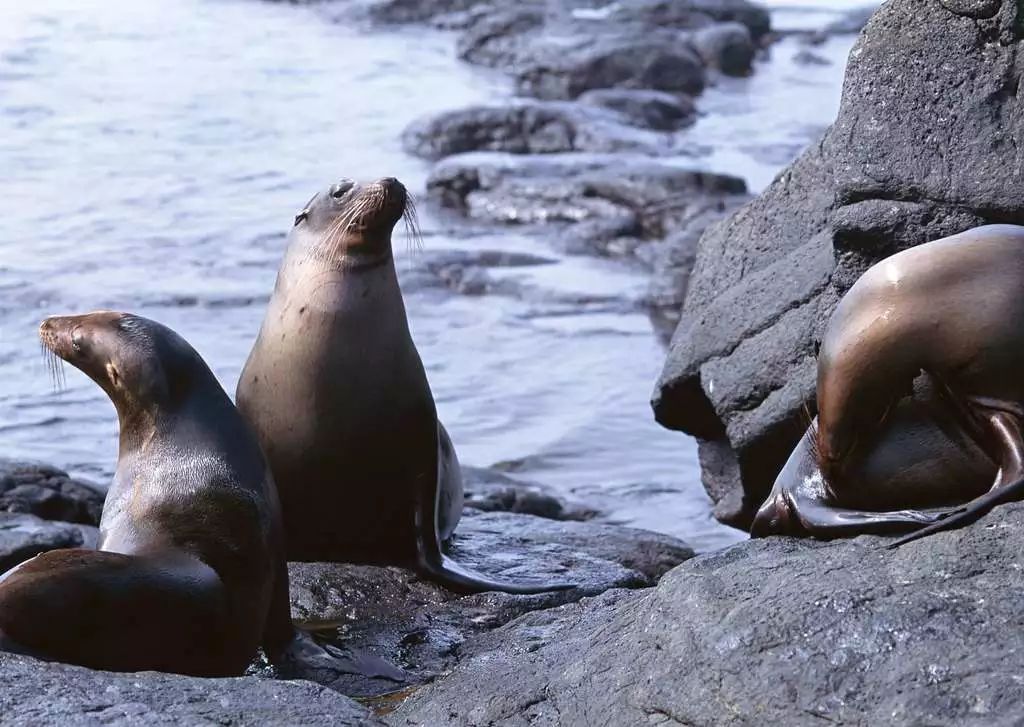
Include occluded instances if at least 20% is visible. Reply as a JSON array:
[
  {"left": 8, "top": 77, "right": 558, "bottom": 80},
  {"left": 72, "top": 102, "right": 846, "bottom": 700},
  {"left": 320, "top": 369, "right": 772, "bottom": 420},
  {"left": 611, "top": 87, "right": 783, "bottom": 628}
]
[{"left": 752, "top": 225, "right": 1024, "bottom": 544}]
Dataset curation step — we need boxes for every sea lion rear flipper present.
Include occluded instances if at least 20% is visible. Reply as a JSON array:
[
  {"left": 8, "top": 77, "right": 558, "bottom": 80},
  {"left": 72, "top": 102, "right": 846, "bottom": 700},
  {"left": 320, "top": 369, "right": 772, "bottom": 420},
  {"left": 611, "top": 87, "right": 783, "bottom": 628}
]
[
  {"left": 414, "top": 424, "right": 575, "bottom": 595},
  {"left": 273, "top": 628, "right": 409, "bottom": 684}
]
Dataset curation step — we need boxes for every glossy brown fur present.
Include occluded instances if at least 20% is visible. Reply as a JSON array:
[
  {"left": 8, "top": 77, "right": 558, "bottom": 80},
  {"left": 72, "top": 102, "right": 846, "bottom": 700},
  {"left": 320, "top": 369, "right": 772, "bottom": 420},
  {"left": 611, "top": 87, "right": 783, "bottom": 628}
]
[
  {"left": 0, "top": 312, "right": 292, "bottom": 676},
  {"left": 237, "top": 179, "right": 571, "bottom": 594},
  {"left": 755, "top": 225, "right": 1024, "bottom": 542}
]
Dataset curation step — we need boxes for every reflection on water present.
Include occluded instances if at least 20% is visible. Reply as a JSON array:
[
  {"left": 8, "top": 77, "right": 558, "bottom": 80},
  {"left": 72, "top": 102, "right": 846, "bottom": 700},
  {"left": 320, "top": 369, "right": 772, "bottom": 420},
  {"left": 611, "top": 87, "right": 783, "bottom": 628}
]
[{"left": 0, "top": 0, "right": 862, "bottom": 551}]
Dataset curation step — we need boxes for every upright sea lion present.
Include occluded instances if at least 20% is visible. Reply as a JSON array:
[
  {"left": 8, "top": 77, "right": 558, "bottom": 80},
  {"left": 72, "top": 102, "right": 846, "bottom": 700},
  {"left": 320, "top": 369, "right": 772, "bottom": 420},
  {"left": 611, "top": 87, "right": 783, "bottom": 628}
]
[
  {"left": 236, "top": 177, "right": 571, "bottom": 594},
  {"left": 752, "top": 225, "right": 1024, "bottom": 544},
  {"left": 0, "top": 312, "right": 293, "bottom": 675}
]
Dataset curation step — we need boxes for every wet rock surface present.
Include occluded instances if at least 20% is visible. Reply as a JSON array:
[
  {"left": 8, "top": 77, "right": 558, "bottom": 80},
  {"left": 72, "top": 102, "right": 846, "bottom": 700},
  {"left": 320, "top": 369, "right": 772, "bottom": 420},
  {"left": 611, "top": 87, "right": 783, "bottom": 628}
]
[
  {"left": 389, "top": 502, "right": 1024, "bottom": 726},
  {"left": 285, "top": 510, "right": 694, "bottom": 698},
  {"left": 402, "top": 102, "right": 689, "bottom": 160},
  {"left": 0, "top": 459, "right": 103, "bottom": 526},
  {"left": 0, "top": 652, "right": 377, "bottom": 726},
  {"left": 653, "top": 0, "right": 1012, "bottom": 528},
  {"left": 0, "top": 512, "right": 95, "bottom": 573}
]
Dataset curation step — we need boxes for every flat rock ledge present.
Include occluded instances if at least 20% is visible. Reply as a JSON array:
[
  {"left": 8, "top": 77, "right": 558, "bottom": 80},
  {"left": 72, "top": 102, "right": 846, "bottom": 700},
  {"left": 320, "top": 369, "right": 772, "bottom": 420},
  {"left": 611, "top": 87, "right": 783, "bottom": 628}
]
[
  {"left": 285, "top": 510, "right": 694, "bottom": 698},
  {"left": 0, "top": 653, "right": 378, "bottom": 727},
  {"left": 389, "top": 502, "right": 1024, "bottom": 727}
]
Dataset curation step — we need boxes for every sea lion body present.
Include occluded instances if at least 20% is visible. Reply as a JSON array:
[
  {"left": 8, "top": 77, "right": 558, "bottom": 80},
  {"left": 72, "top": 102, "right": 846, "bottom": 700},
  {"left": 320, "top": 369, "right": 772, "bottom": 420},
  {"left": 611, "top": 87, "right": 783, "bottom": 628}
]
[
  {"left": 753, "top": 225, "right": 1024, "bottom": 542},
  {"left": 0, "top": 312, "right": 293, "bottom": 675},
  {"left": 237, "top": 178, "right": 568, "bottom": 593}
]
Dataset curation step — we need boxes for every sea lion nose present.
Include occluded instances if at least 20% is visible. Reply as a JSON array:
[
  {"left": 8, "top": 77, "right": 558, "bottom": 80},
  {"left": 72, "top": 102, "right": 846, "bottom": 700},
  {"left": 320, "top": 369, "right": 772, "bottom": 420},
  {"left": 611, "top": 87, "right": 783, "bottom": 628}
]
[
  {"left": 378, "top": 176, "right": 401, "bottom": 191},
  {"left": 330, "top": 179, "right": 355, "bottom": 199}
]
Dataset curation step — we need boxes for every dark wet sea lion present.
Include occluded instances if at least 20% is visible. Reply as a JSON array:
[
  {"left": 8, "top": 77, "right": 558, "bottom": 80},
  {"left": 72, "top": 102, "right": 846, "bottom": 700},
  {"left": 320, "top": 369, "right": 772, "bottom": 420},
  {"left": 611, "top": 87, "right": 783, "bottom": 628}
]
[
  {"left": 757, "top": 225, "right": 1024, "bottom": 543},
  {"left": 237, "top": 177, "right": 571, "bottom": 594},
  {"left": 0, "top": 312, "right": 293, "bottom": 675},
  {"left": 750, "top": 391, "right": 996, "bottom": 538}
]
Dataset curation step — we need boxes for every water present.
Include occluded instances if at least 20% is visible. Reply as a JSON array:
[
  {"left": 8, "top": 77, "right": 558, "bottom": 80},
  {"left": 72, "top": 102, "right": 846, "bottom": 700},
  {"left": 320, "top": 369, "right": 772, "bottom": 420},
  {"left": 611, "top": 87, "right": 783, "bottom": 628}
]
[{"left": 0, "top": 0, "right": 865, "bottom": 552}]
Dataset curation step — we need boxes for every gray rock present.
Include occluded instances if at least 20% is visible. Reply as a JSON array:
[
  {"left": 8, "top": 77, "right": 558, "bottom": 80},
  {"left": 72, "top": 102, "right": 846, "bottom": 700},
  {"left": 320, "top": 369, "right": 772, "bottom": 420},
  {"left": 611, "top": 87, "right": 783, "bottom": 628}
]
[
  {"left": 516, "top": 36, "right": 707, "bottom": 100},
  {"left": 653, "top": 0, "right": 1024, "bottom": 527},
  {"left": 0, "top": 459, "right": 104, "bottom": 525},
  {"left": 462, "top": 465, "right": 597, "bottom": 521},
  {"left": 0, "top": 652, "right": 376, "bottom": 726},
  {"left": 286, "top": 510, "right": 693, "bottom": 698},
  {"left": 401, "top": 102, "right": 678, "bottom": 160},
  {"left": 691, "top": 21, "right": 756, "bottom": 76},
  {"left": 577, "top": 88, "right": 697, "bottom": 131},
  {"left": 390, "top": 502, "right": 1024, "bottom": 726},
  {"left": 0, "top": 512, "right": 92, "bottom": 573},
  {"left": 426, "top": 152, "right": 747, "bottom": 237}
]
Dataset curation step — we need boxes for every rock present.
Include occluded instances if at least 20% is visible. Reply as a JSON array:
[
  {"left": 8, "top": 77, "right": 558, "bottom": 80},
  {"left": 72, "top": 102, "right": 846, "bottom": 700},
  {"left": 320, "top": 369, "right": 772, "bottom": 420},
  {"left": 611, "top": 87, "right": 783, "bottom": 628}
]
[
  {"left": 578, "top": 88, "right": 697, "bottom": 131},
  {"left": 285, "top": 510, "right": 693, "bottom": 698},
  {"left": 653, "top": 0, "right": 1024, "bottom": 528},
  {"left": 390, "top": 502, "right": 1024, "bottom": 726},
  {"left": 456, "top": 7, "right": 545, "bottom": 67},
  {"left": 426, "top": 152, "right": 747, "bottom": 237},
  {"left": 793, "top": 48, "right": 832, "bottom": 66},
  {"left": 516, "top": 37, "right": 706, "bottom": 99},
  {"left": 401, "top": 102, "right": 678, "bottom": 160},
  {"left": 0, "top": 512, "right": 93, "bottom": 573},
  {"left": 462, "top": 465, "right": 597, "bottom": 521},
  {"left": 0, "top": 652, "right": 376, "bottom": 726},
  {"left": 0, "top": 459, "right": 104, "bottom": 526},
  {"left": 691, "top": 21, "right": 756, "bottom": 76}
]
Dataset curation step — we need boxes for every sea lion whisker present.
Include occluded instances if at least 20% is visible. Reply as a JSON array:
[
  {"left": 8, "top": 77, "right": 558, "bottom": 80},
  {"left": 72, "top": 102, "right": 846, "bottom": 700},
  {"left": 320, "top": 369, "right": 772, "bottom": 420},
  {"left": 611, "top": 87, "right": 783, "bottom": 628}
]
[{"left": 403, "top": 194, "right": 423, "bottom": 256}]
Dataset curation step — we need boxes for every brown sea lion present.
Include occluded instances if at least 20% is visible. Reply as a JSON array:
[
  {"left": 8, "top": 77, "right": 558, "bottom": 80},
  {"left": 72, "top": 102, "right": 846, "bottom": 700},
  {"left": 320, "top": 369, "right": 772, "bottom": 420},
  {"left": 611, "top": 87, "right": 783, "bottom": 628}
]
[
  {"left": 236, "top": 177, "right": 572, "bottom": 594},
  {"left": 750, "top": 388, "right": 996, "bottom": 538},
  {"left": 0, "top": 312, "right": 394, "bottom": 681},
  {"left": 0, "top": 312, "right": 292, "bottom": 675},
  {"left": 753, "top": 225, "right": 1024, "bottom": 544}
]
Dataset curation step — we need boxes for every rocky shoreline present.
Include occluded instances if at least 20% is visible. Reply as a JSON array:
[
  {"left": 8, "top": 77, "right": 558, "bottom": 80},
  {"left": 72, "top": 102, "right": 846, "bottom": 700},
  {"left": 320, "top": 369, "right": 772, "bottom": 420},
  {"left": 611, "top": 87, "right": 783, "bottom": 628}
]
[{"left": 16, "top": 1, "right": 1024, "bottom": 726}]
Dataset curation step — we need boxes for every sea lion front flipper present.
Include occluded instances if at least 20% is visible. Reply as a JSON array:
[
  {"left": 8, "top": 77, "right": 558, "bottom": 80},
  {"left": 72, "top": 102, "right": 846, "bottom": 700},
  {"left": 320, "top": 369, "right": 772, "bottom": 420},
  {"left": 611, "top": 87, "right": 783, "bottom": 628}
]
[{"left": 413, "top": 426, "right": 575, "bottom": 595}]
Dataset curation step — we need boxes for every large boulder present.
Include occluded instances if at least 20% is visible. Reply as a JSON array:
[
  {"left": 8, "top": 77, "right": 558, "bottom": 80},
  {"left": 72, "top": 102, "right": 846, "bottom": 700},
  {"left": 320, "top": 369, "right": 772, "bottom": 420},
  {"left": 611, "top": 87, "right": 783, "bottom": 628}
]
[
  {"left": 0, "top": 653, "right": 376, "bottom": 726},
  {"left": 285, "top": 510, "right": 694, "bottom": 697},
  {"left": 653, "top": 0, "right": 1023, "bottom": 528},
  {"left": 389, "top": 501, "right": 1024, "bottom": 726}
]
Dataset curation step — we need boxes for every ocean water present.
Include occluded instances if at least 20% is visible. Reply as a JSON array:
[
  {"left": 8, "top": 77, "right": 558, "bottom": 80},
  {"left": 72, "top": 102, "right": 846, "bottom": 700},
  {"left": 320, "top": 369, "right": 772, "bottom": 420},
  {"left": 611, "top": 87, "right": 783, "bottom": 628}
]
[{"left": 0, "top": 0, "right": 868, "bottom": 551}]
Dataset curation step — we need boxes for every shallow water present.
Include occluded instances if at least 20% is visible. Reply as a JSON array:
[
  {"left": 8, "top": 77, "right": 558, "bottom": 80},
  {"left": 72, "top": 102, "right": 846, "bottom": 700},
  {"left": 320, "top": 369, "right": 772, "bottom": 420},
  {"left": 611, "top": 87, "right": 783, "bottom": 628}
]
[{"left": 0, "top": 0, "right": 865, "bottom": 552}]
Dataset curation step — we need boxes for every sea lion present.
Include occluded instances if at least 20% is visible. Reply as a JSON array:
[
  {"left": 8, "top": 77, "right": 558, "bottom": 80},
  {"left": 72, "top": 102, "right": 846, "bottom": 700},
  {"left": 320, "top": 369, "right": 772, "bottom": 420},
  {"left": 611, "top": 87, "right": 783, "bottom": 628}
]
[
  {"left": 754, "top": 225, "right": 1024, "bottom": 544},
  {"left": 0, "top": 312, "right": 380, "bottom": 678},
  {"left": 236, "top": 177, "right": 571, "bottom": 594},
  {"left": 750, "top": 387, "right": 996, "bottom": 538},
  {"left": 0, "top": 312, "right": 293, "bottom": 675}
]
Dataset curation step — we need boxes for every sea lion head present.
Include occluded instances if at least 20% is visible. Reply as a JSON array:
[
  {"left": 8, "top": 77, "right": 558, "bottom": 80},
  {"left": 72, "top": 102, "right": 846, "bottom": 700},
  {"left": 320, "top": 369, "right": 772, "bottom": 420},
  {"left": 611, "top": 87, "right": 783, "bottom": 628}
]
[
  {"left": 39, "top": 311, "right": 207, "bottom": 419},
  {"left": 291, "top": 177, "right": 415, "bottom": 264}
]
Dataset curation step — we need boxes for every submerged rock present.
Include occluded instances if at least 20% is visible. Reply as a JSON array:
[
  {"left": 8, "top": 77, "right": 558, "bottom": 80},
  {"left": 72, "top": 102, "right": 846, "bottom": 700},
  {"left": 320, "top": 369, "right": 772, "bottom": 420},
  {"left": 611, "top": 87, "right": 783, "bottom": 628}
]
[
  {"left": 691, "top": 21, "right": 756, "bottom": 76},
  {"left": 285, "top": 510, "right": 693, "bottom": 698},
  {"left": 0, "top": 459, "right": 104, "bottom": 526},
  {"left": 654, "top": 0, "right": 1018, "bottom": 528},
  {"left": 0, "top": 652, "right": 376, "bottom": 726},
  {"left": 390, "top": 502, "right": 1024, "bottom": 726}
]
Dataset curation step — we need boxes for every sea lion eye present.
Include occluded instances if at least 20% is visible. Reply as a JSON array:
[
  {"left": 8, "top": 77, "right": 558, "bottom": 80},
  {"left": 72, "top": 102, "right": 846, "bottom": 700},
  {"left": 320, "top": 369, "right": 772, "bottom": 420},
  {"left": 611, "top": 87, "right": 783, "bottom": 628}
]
[
  {"left": 71, "top": 330, "right": 83, "bottom": 353},
  {"left": 330, "top": 179, "right": 354, "bottom": 199}
]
